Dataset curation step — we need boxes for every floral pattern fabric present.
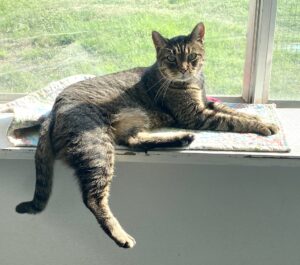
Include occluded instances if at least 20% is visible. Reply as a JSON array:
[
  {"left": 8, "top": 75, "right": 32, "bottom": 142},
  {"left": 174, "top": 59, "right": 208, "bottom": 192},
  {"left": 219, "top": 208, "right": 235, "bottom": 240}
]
[{"left": 0, "top": 76, "right": 290, "bottom": 152}]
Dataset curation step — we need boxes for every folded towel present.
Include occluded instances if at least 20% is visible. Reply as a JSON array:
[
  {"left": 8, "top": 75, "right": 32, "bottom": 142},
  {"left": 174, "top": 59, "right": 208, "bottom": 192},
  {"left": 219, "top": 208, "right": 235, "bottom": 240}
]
[{"left": 0, "top": 75, "right": 95, "bottom": 146}]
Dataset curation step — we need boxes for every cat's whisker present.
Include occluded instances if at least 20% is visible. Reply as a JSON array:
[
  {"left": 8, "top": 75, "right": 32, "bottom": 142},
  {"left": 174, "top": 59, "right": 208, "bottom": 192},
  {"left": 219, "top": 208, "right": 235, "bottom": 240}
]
[
  {"left": 154, "top": 81, "right": 167, "bottom": 102},
  {"left": 154, "top": 79, "right": 169, "bottom": 102},
  {"left": 157, "top": 82, "right": 168, "bottom": 102},
  {"left": 194, "top": 75, "right": 211, "bottom": 91},
  {"left": 162, "top": 80, "right": 171, "bottom": 103},
  {"left": 157, "top": 67, "right": 170, "bottom": 80},
  {"left": 146, "top": 76, "right": 165, "bottom": 92}
]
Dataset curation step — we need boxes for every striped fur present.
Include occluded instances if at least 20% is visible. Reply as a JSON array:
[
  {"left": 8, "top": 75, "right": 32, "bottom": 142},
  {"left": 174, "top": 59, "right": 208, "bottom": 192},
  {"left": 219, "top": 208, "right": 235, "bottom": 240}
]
[
  {"left": 16, "top": 22, "right": 278, "bottom": 249},
  {"left": 16, "top": 116, "right": 54, "bottom": 214}
]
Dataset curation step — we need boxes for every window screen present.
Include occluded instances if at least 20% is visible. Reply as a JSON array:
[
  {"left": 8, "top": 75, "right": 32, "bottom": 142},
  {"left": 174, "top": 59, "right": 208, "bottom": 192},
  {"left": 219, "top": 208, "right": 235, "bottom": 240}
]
[
  {"left": 270, "top": 0, "right": 300, "bottom": 100},
  {"left": 0, "top": 0, "right": 249, "bottom": 96}
]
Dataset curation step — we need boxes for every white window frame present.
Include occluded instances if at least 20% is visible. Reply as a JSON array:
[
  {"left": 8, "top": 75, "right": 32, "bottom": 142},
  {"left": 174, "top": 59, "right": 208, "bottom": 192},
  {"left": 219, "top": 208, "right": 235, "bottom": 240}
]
[
  {"left": 243, "top": 0, "right": 300, "bottom": 107},
  {"left": 243, "top": 0, "right": 276, "bottom": 104},
  {"left": 1, "top": 0, "right": 299, "bottom": 107}
]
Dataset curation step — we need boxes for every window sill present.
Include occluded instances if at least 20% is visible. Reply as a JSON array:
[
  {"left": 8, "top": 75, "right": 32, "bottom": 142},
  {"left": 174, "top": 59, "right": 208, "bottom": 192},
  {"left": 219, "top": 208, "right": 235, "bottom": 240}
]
[{"left": 0, "top": 108, "right": 299, "bottom": 167}]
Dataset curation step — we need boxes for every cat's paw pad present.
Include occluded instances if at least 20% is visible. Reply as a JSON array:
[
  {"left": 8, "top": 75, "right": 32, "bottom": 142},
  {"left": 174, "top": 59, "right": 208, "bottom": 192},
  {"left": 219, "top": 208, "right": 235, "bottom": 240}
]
[
  {"left": 121, "top": 234, "right": 136, "bottom": 248},
  {"left": 179, "top": 133, "right": 195, "bottom": 146},
  {"left": 112, "top": 230, "right": 136, "bottom": 248},
  {"left": 257, "top": 123, "right": 279, "bottom": 136},
  {"left": 266, "top": 123, "right": 279, "bottom": 135}
]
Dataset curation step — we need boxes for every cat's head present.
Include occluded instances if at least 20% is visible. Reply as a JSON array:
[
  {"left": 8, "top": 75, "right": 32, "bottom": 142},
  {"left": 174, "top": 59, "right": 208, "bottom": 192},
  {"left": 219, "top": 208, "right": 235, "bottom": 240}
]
[{"left": 152, "top": 22, "right": 205, "bottom": 82}]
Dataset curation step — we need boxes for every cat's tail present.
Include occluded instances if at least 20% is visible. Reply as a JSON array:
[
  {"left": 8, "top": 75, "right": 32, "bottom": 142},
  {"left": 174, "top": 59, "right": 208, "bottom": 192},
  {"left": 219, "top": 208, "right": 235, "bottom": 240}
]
[{"left": 16, "top": 116, "right": 54, "bottom": 214}]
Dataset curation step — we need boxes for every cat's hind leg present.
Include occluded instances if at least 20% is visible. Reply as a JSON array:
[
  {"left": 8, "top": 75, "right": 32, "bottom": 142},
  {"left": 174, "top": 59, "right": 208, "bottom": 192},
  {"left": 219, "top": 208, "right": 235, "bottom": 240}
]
[
  {"left": 112, "top": 108, "right": 194, "bottom": 150},
  {"left": 126, "top": 131, "right": 195, "bottom": 150},
  {"left": 65, "top": 125, "right": 136, "bottom": 248}
]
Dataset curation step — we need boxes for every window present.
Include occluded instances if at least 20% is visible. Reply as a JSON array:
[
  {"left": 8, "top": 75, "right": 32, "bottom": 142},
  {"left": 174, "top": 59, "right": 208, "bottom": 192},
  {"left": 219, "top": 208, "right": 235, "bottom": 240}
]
[
  {"left": 270, "top": 0, "right": 300, "bottom": 100},
  {"left": 0, "top": 0, "right": 249, "bottom": 96},
  {"left": 0, "top": 0, "right": 299, "bottom": 105}
]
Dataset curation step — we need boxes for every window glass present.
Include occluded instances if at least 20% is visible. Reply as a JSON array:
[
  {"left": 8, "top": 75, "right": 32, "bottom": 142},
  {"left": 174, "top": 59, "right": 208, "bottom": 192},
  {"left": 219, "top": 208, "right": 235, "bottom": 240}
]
[
  {"left": 0, "top": 0, "right": 249, "bottom": 95},
  {"left": 270, "top": 0, "right": 300, "bottom": 100}
]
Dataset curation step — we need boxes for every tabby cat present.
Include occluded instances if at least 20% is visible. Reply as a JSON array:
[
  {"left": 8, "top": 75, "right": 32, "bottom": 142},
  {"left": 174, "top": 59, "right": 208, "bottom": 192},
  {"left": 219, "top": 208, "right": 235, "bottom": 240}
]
[{"left": 16, "top": 22, "right": 278, "bottom": 248}]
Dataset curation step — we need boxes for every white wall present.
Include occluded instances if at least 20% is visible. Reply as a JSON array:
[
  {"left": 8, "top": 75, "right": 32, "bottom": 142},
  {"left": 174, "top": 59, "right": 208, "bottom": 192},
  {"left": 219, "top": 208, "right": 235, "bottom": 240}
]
[{"left": 0, "top": 159, "right": 299, "bottom": 265}]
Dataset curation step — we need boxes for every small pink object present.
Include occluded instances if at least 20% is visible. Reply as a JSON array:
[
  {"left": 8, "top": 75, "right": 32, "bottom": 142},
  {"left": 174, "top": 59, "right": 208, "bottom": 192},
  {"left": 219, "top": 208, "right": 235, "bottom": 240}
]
[{"left": 206, "top": 96, "right": 221, "bottom": 103}]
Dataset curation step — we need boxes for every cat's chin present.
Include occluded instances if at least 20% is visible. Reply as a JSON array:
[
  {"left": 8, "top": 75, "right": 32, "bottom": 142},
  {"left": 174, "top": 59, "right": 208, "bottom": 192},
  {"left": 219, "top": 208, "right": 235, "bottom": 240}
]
[
  {"left": 172, "top": 75, "right": 194, "bottom": 82},
  {"left": 160, "top": 70, "right": 195, "bottom": 83}
]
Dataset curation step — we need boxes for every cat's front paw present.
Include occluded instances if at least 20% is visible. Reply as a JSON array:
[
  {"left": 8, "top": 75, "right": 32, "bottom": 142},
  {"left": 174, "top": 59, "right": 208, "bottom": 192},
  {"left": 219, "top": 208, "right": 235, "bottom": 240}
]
[
  {"left": 257, "top": 122, "right": 279, "bottom": 136},
  {"left": 266, "top": 123, "right": 279, "bottom": 135}
]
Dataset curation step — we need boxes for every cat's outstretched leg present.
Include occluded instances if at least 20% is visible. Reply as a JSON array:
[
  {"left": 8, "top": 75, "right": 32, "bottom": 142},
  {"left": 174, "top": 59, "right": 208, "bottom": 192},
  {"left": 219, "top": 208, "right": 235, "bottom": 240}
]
[
  {"left": 207, "top": 101, "right": 262, "bottom": 121},
  {"left": 66, "top": 126, "right": 136, "bottom": 248}
]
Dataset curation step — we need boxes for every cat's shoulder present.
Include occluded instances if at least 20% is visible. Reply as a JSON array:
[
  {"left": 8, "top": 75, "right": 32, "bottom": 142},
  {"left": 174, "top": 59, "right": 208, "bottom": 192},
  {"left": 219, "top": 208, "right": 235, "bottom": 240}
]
[{"left": 56, "top": 67, "right": 148, "bottom": 102}]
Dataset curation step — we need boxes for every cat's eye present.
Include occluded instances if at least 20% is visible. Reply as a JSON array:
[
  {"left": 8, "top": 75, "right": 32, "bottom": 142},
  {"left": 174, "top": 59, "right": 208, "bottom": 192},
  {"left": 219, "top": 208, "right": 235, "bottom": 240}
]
[
  {"left": 167, "top": 55, "right": 176, "bottom": 62},
  {"left": 188, "top": 53, "right": 197, "bottom": 61}
]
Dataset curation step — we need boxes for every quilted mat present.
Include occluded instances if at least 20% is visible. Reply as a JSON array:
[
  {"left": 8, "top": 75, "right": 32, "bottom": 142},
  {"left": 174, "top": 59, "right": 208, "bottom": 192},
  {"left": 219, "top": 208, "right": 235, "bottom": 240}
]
[
  {"left": 0, "top": 76, "right": 290, "bottom": 152},
  {"left": 158, "top": 103, "right": 290, "bottom": 152}
]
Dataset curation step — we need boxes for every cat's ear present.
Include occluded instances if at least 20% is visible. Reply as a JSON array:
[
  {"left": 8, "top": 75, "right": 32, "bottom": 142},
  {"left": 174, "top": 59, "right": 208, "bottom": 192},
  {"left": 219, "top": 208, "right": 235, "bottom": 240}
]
[
  {"left": 189, "top": 22, "right": 205, "bottom": 43},
  {"left": 152, "top": 31, "right": 168, "bottom": 52}
]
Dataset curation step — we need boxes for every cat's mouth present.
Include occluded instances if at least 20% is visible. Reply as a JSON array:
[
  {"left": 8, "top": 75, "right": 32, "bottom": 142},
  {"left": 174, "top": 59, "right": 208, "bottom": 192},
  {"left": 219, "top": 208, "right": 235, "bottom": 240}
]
[
  {"left": 162, "top": 69, "right": 194, "bottom": 82},
  {"left": 174, "top": 72, "right": 193, "bottom": 82}
]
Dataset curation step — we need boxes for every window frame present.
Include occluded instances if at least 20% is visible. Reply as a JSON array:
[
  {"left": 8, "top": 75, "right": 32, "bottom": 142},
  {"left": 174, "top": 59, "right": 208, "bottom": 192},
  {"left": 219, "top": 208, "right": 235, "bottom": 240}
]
[
  {"left": 0, "top": 0, "right": 299, "bottom": 107},
  {"left": 243, "top": 0, "right": 300, "bottom": 107}
]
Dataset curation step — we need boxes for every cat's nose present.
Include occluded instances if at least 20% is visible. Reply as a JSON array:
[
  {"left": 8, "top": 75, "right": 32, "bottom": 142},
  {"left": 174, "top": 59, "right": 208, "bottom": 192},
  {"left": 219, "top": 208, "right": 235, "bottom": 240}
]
[{"left": 179, "top": 62, "right": 188, "bottom": 74}]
